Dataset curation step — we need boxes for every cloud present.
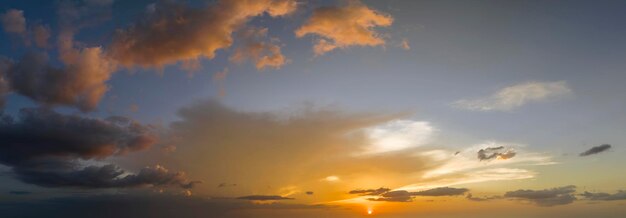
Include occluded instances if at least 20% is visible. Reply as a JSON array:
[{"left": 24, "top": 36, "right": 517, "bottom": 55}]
[
  {"left": 581, "top": 191, "right": 626, "bottom": 201},
  {"left": 412, "top": 187, "right": 469, "bottom": 196},
  {"left": 579, "top": 144, "right": 611, "bottom": 156},
  {"left": 230, "top": 26, "right": 288, "bottom": 70},
  {"left": 0, "top": 108, "right": 194, "bottom": 190},
  {"left": 0, "top": 194, "right": 332, "bottom": 218},
  {"left": 466, "top": 193, "right": 502, "bottom": 202},
  {"left": 305, "top": 191, "right": 314, "bottom": 195},
  {"left": 368, "top": 190, "right": 413, "bottom": 202},
  {"left": 362, "top": 119, "right": 435, "bottom": 154},
  {"left": 366, "top": 187, "right": 468, "bottom": 202},
  {"left": 400, "top": 39, "right": 410, "bottom": 50},
  {"left": 32, "top": 24, "right": 51, "bottom": 48},
  {"left": 349, "top": 187, "right": 391, "bottom": 196},
  {"left": 0, "top": 50, "right": 116, "bottom": 111},
  {"left": 217, "top": 183, "right": 237, "bottom": 188},
  {"left": 0, "top": 1, "right": 117, "bottom": 111},
  {"left": 1, "top": 9, "right": 26, "bottom": 34},
  {"left": 295, "top": 0, "right": 393, "bottom": 55},
  {"left": 477, "top": 146, "right": 516, "bottom": 161},
  {"left": 108, "top": 0, "right": 297, "bottom": 68},
  {"left": 453, "top": 81, "right": 572, "bottom": 111},
  {"left": 237, "top": 195, "right": 294, "bottom": 201},
  {"left": 9, "top": 191, "right": 31, "bottom": 195},
  {"left": 504, "top": 185, "right": 577, "bottom": 207}
]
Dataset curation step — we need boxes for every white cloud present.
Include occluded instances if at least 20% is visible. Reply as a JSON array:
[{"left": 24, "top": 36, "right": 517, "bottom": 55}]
[
  {"left": 453, "top": 81, "right": 572, "bottom": 111},
  {"left": 361, "top": 120, "right": 435, "bottom": 154}
]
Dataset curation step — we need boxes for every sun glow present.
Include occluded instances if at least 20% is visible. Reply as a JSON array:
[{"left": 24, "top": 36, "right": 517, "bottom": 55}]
[{"left": 367, "top": 209, "right": 373, "bottom": 215}]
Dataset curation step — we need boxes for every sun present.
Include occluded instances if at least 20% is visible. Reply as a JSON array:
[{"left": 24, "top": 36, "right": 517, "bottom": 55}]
[{"left": 367, "top": 209, "right": 373, "bottom": 215}]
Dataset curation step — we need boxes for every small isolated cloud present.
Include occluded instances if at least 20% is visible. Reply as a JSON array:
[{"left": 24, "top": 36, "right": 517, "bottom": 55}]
[
  {"left": 579, "top": 144, "right": 611, "bottom": 157},
  {"left": 1, "top": 9, "right": 26, "bottom": 34},
  {"left": 477, "top": 146, "right": 516, "bottom": 161},
  {"left": 230, "top": 27, "right": 288, "bottom": 70},
  {"left": 504, "top": 185, "right": 577, "bottom": 207},
  {"left": 217, "top": 183, "right": 237, "bottom": 188},
  {"left": 349, "top": 187, "right": 391, "bottom": 196},
  {"left": 237, "top": 195, "right": 294, "bottom": 201},
  {"left": 581, "top": 191, "right": 626, "bottom": 201},
  {"left": 295, "top": 0, "right": 393, "bottom": 55},
  {"left": 453, "top": 81, "right": 572, "bottom": 111},
  {"left": 305, "top": 191, "right": 314, "bottom": 195},
  {"left": 324, "top": 176, "right": 340, "bottom": 182},
  {"left": 400, "top": 39, "right": 410, "bottom": 50}
]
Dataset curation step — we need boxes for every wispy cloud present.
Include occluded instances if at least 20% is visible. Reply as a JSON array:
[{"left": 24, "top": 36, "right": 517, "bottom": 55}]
[{"left": 453, "top": 81, "right": 572, "bottom": 111}]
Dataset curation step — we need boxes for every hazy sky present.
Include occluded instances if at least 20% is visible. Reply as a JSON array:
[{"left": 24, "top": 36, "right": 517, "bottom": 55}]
[{"left": 1, "top": 0, "right": 625, "bottom": 217}]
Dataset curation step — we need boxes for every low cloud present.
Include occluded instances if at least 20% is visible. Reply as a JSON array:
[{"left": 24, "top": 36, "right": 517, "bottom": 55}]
[
  {"left": 477, "top": 146, "right": 516, "bottom": 161},
  {"left": 0, "top": 108, "right": 194, "bottom": 190},
  {"left": 579, "top": 144, "right": 611, "bottom": 156},
  {"left": 466, "top": 193, "right": 502, "bottom": 202},
  {"left": 9, "top": 191, "right": 31, "bottom": 195},
  {"left": 581, "top": 191, "right": 626, "bottom": 201},
  {"left": 109, "top": 0, "right": 297, "bottom": 68},
  {"left": 504, "top": 185, "right": 577, "bottom": 207},
  {"left": 295, "top": 0, "right": 393, "bottom": 55},
  {"left": 348, "top": 187, "right": 390, "bottom": 196},
  {"left": 1, "top": 9, "right": 26, "bottom": 34},
  {"left": 237, "top": 195, "right": 294, "bottom": 201},
  {"left": 365, "top": 187, "right": 468, "bottom": 202},
  {"left": 230, "top": 26, "right": 288, "bottom": 70},
  {"left": 412, "top": 187, "right": 469, "bottom": 196},
  {"left": 453, "top": 81, "right": 572, "bottom": 111}
]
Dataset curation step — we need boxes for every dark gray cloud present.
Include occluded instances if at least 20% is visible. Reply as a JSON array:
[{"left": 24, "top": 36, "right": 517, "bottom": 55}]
[
  {"left": 0, "top": 108, "right": 194, "bottom": 190},
  {"left": 365, "top": 187, "right": 469, "bottom": 202},
  {"left": 237, "top": 195, "right": 294, "bottom": 201},
  {"left": 305, "top": 191, "right": 314, "bottom": 195},
  {"left": 217, "top": 183, "right": 237, "bottom": 188},
  {"left": 0, "top": 50, "right": 115, "bottom": 111},
  {"left": 348, "top": 187, "right": 390, "bottom": 196},
  {"left": 368, "top": 190, "right": 413, "bottom": 202},
  {"left": 581, "top": 191, "right": 626, "bottom": 201},
  {"left": 477, "top": 146, "right": 516, "bottom": 161},
  {"left": 0, "top": 194, "right": 330, "bottom": 218},
  {"left": 412, "top": 187, "right": 468, "bottom": 196},
  {"left": 466, "top": 193, "right": 502, "bottom": 202},
  {"left": 9, "top": 191, "right": 31, "bottom": 195},
  {"left": 504, "top": 185, "right": 577, "bottom": 207},
  {"left": 579, "top": 144, "right": 611, "bottom": 156}
]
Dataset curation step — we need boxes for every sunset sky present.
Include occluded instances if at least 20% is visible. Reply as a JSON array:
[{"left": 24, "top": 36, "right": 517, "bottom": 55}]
[{"left": 1, "top": 0, "right": 626, "bottom": 217}]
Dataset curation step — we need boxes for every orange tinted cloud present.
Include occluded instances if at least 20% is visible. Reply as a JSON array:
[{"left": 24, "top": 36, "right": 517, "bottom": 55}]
[
  {"left": 109, "top": 0, "right": 297, "bottom": 68},
  {"left": 295, "top": 0, "right": 393, "bottom": 55},
  {"left": 230, "top": 27, "right": 288, "bottom": 70}
]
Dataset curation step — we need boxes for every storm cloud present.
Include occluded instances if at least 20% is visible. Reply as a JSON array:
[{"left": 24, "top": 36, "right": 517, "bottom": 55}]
[
  {"left": 0, "top": 108, "right": 194, "bottom": 190},
  {"left": 579, "top": 144, "right": 611, "bottom": 156}
]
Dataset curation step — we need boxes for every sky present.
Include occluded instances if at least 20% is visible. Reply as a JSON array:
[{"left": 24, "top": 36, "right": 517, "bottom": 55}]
[{"left": 0, "top": 0, "right": 626, "bottom": 217}]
